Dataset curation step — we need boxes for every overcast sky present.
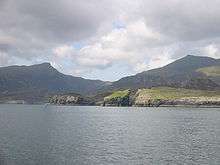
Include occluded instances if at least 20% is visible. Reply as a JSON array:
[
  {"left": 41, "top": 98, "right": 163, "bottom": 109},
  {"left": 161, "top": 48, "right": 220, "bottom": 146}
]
[{"left": 0, "top": 0, "right": 220, "bottom": 81}]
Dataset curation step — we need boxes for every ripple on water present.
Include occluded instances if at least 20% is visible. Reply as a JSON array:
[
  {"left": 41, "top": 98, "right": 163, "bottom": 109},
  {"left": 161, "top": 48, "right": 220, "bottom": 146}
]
[{"left": 0, "top": 105, "right": 219, "bottom": 164}]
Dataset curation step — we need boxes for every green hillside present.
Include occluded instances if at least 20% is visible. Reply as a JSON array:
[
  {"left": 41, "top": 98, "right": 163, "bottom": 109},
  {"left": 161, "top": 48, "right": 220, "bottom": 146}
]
[
  {"left": 134, "top": 87, "right": 220, "bottom": 107},
  {"left": 112, "top": 55, "right": 220, "bottom": 90},
  {"left": 104, "top": 89, "right": 130, "bottom": 101},
  {"left": 103, "top": 89, "right": 130, "bottom": 106},
  {"left": 102, "top": 87, "right": 220, "bottom": 107},
  {"left": 197, "top": 66, "right": 220, "bottom": 77},
  {"left": 135, "top": 87, "right": 220, "bottom": 100}
]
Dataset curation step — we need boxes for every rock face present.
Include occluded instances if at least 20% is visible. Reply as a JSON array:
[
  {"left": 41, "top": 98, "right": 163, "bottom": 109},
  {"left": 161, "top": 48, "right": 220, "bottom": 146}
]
[{"left": 49, "top": 94, "right": 93, "bottom": 105}]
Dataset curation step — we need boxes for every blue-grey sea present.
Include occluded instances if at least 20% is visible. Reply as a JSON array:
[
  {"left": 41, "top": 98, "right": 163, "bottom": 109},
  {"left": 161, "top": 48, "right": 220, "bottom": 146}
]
[{"left": 0, "top": 104, "right": 219, "bottom": 165}]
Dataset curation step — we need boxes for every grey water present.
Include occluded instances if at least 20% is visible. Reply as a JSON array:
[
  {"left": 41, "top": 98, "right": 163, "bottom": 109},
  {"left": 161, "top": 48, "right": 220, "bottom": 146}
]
[{"left": 0, "top": 105, "right": 219, "bottom": 165}]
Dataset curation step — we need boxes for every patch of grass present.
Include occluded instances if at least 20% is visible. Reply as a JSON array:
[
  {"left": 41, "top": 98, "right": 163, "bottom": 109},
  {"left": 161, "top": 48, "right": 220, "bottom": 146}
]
[
  {"left": 197, "top": 66, "right": 220, "bottom": 77},
  {"left": 104, "top": 89, "right": 130, "bottom": 101},
  {"left": 137, "top": 87, "right": 220, "bottom": 100}
]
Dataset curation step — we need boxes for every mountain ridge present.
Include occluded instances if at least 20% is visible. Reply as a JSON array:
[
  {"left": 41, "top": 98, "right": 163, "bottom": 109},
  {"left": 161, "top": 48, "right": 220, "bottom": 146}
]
[
  {"left": 0, "top": 62, "right": 108, "bottom": 103},
  {"left": 111, "top": 55, "right": 220, "bottom": 90},
  {"left": 0, "top": 55, "right": 219, "bottom": 103}
]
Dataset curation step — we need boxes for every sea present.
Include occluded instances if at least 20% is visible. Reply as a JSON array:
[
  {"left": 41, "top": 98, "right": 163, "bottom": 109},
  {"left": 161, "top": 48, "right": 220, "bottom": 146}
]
[{"left": 0, "top": 104, "right": 219, "bottom": 165}]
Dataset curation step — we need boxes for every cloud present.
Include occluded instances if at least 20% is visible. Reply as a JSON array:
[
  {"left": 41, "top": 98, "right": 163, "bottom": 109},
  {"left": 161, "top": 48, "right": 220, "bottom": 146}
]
[
  {"left": 203, "top": 44, "right": 220, "bottom": 58},
  {"left": 0, "top": 0, "right": 119, "bottom": 62},
  {"left": 141, "top": 0, "right": 220, "bottom": 41},
  {"left": 53, "top": 45, "right": 75, "bottom": 58},
  {"left": 2, "top": 0, "right": 117, "bottom": 41},
  {"left": 51, "top": 19, "right": 175, "bottom": 79},
  {"left": 0, "top": 0, "right": 220, "bottom": 80},
  {"left": 0, "top": 51, "right": 10, "bottom": 66}
]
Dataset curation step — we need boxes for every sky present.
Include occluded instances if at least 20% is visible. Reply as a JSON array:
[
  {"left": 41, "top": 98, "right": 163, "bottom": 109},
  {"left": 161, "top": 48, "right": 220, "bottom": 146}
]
[{"left": 0, "top": 0, "right": 220, "bottom": 81}]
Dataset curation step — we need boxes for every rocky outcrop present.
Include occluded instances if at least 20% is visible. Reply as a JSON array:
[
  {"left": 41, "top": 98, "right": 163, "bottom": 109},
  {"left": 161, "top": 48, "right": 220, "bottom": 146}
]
[{"left": 49, "top": 94, "right": 94, "bottom": 105}]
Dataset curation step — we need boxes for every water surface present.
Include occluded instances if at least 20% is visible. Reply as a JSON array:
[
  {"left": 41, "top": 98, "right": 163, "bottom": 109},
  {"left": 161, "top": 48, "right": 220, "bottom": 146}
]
[{"left": 0, "top": 104, "right": 219, "bottom": 164}]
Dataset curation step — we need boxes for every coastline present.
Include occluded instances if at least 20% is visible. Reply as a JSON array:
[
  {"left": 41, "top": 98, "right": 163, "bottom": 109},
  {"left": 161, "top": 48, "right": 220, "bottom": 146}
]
[{"left": 0, "top": 102, "right": 220, "bottom": 108}]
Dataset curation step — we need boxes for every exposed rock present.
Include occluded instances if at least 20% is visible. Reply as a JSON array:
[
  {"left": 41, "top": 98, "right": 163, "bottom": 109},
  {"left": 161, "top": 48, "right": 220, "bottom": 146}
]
[{"left": 49, "top": 94, "right": 93, "bottom": 105}]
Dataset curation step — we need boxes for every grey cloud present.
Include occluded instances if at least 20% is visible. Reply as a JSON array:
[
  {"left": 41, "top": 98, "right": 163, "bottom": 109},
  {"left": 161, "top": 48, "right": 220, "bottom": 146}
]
[
  {"left": 1, "top": 0, "right": 116, "bottom": 42},
  {"left": 141, "top": 0, "right": 220, "bottom": 42},
  {"left": 0, "top": 0, "right": 220, "bottom": 80},
  {"left": 0, "top": 0, "right": 119, "bottom": 63},
  {"left": 170, "top": 38, "right": 220, "bottom": 59},
  {"left": 0, "top": 43, "right": 12, "bottom": 53}
]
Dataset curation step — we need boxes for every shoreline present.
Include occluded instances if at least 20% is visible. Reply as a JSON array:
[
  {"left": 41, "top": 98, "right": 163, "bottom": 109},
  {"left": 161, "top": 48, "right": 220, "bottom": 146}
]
[{"left": 1, "top": 103, "right": 220, "bottom": 108}]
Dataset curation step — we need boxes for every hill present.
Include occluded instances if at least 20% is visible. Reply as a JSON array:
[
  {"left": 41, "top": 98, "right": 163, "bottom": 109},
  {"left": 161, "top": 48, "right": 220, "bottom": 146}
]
[
  {"left": 111, "top": 55, "right": 220, "bottom": 90},
  {"left": 0, "top": 63, "right": 107, "bottom": 103}
]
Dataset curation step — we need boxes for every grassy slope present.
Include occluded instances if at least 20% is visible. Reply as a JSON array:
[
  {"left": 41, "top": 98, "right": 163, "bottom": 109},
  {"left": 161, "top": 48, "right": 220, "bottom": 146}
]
[
  {"left": 136, "top": 87, "right": 220, "bottom": 100},
  {"left": 197, "top": 66, "right": 220, "bottom": 77},
  {"left": 104, "top": 89, "right": 130, "bottom": 101}
]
